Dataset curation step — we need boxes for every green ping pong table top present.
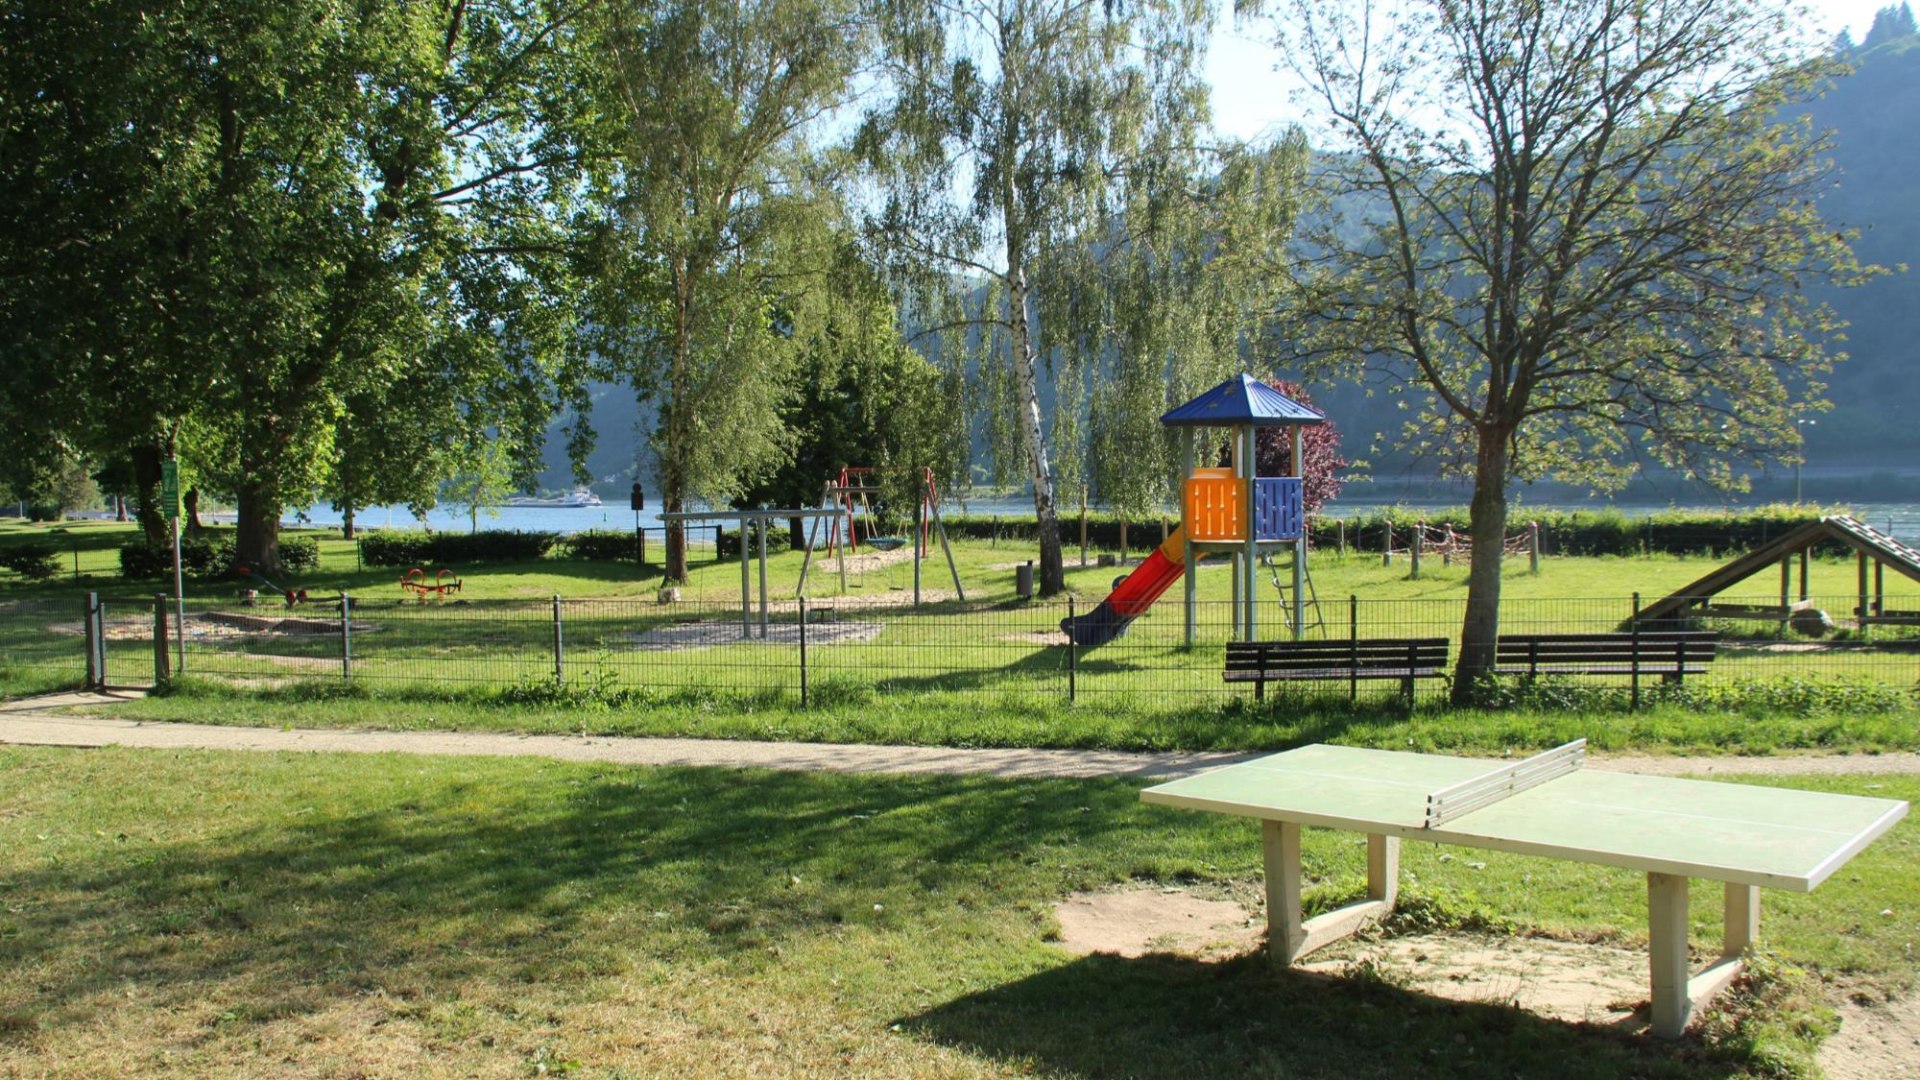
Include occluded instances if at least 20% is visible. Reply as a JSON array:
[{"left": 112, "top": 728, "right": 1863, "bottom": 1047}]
[{"left": 1140, "top": 743, "right": 1908, "bottom": 892}]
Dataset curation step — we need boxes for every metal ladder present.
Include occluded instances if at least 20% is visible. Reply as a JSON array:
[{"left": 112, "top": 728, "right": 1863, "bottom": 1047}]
[{"left": 1262, "top": 548, "right": 1326, "bottom": 636}]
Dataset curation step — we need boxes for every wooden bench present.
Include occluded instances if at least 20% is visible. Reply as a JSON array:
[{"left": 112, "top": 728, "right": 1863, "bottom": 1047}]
[
  {"left": 1224, "top": 638, "right": 1451, "bottom": 702},
  {"left": 1493, "top": 631, "right": 1718, "bottom": 688}
]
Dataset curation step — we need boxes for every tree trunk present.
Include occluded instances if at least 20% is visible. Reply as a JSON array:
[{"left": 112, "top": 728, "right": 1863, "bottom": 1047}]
[
  {"left": 114, "top": 494, "right": 127, "bottom": 522},
  {"left": 129, "top": 442, "right": 167, "bottom": 546},
  {"left": 183, "top": 488, "right": 204, "bottom": 537},
  {"left": 342, "top": 506, "right": 356, "bottom": 541},
  {"left": 1450, "top": 428, "right": 1512, "bottom": 705},
  {"left": 234, "top": 482, "right": 282, "bottom": 574},
  {"left": 1006, "top": 263, "right": 1064, "bottom": 595},
  {"left": 788, "top": 515, "right": 805, "bottom": 553}
]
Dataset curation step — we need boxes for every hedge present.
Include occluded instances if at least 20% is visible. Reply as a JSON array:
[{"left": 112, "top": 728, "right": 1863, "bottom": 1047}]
[
  {"left": 358, "top": 529, "right": 558, "bottom": 567},
  {"left": 0, "top": 543, "right": 60, "bottom": 580},
  {"left": 118, "top": 534, "right": 318, "bottom": 579},
  {"left": 939, "top": 504, "right": 1842, "bottom": 559},
  {"left": 562, "top": 530, "right": 643, "bottom": 561}
]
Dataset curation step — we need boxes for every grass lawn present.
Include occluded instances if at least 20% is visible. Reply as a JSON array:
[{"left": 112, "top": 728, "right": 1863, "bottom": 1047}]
[{"left": 0, "top": 746, "right": 1913, "bottom": 1078}]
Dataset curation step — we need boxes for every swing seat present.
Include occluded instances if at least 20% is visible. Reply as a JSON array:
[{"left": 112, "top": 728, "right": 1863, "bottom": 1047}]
[{"left": 865, "top": 537, "right": 908, "bottom": 552}]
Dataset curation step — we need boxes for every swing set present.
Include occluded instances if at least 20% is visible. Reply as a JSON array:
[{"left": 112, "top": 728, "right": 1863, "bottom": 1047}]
[{"left": 799, "top": 466, "right": 965, "bottom": 603}]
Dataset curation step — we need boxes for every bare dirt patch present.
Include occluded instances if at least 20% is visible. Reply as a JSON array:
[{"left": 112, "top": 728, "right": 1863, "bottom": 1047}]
[
  {"left": 1301, "top": 934, "right": 1646, "bottom": 1028},
  {"left": 1051, "top": 887, "right": 1261, "bottom": 961},
  {"left": 47, "top": 611, "right": 374, "bottom": 641},
  {"left": 1820, "top": 990, "right": 1920, "bottom": 1080},
  {"left": 1051, "top": 889, "right": 1646, "bottom": 1027},
  {"left": 999, "top": 630, "right": 1067, "bottom": 647},
  {"left": 627, "top": 619, "right": 886, "bottom": 651}
]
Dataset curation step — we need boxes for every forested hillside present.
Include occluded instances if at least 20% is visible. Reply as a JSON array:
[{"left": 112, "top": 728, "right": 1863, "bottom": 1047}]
[{"left": 548, "top": 21, "right": 1920, "bottom": 500}]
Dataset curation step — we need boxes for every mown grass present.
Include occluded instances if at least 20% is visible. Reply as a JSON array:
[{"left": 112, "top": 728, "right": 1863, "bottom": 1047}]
[
  {"left": 1, "top": 746, "right": 1913, "bottom": 1078},
  {"left": 107, "top": 674, "right": 1920, "bottom": 757}
]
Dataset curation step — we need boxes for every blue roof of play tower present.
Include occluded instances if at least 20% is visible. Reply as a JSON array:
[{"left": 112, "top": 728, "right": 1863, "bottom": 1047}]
[{"left": 1160, "top": 373, "right": 1326, "bottom": 428}]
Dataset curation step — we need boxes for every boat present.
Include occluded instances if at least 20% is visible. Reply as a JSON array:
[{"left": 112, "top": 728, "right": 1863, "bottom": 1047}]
[{"left": 503, "top": 489, "right": 603, "bottom": 508}]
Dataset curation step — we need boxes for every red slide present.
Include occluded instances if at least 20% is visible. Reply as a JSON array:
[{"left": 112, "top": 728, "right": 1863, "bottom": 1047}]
[{"left": 1060, "top": 527, "right": 1195, "bottom": 646}]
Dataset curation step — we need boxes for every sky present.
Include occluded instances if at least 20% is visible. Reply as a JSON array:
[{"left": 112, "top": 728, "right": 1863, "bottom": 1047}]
[{"left": 1204, "top": 1, "right": 1895, "bottom": 142}]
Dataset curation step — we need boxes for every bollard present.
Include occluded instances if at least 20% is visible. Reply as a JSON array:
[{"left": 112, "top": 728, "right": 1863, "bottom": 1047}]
[
  {"left": 152, "top": 593, "right": 170, "bottom": 686},
  {"left": 1016, "top": 560, "right": 1034, "bottom": 600}
]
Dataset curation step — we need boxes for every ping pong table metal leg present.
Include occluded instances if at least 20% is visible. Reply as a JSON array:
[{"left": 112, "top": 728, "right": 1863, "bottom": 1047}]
[{"left": 1263, "top": 821, "right": 1398, "bottom": 966}]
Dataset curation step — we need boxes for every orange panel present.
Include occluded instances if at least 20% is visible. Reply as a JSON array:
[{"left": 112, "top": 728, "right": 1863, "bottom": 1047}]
[{"left": 1185, "top": 469, "right": 1246, "bottom": 541}]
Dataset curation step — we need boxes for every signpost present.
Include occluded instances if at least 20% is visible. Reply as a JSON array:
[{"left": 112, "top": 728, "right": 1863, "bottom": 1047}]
[{"left": 161, "top": 460, "right": 185, "bottom": 674}]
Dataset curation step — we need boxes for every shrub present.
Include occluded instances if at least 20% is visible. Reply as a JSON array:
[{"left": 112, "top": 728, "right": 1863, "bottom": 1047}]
[
  {"left": 358, "top": 529, "right": 558, "bottom": 567},
  {"left": 562, "top": 530, "right": 643, "bottom": 561},
  {"left": 278, "top": 536, "right": 320, "bottom": 572},
  {"left": 716, "top": 523, "right": 793, "bottom": 559},
  {"left": 0, "top": 543, "right": 60, "bottom": 580}
]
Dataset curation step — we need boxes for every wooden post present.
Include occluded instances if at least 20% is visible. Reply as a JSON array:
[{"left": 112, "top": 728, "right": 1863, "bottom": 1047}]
[
  {"left": 912, "top": 499, "right": 923, "bottom": 606},
  {"left": 1338, "top": 520, "right": 1346, "bottom": 557},
  {"left": 1383, "top": 522, "right": 1393, "bottom": 566},
  {"left": 1779, "top": 555, "right": 1791, "bottom": 615},
  {"left": 340, "top": 593, "right": 353, "bottom": 682},
  {"left": 84, "top": 592, "right": 100, "bottom": 690},
  {"left": 1411, "top": 523, "right": 1423, "bottom": 579},
  {"left": 1798, "top": 549, "right": 1810, "bottom": 601},
  {"left": 152, "top": 593, "right": 169, "bottom": 687},
  {"left": 1858, "top": 551, "right": 1870, "bottom": 641},
  {"left": 1119, "top": 515, "right": 1129, "bottom": 567},
  {"left": 1875, "top": 560, "right": 1885, "bottom": 617},
  {"left": 1066, "top": 594, "right": 1078, "bottom": 703},
  {"left": 1264, "top": 819, "right": 1304, "bottom": 965},
  {"left": 552, "top": 595, "right": 565, "bottom": 684},
  {"left": 1079, "top": 491, "right": 1089, "bottom": 568},
  {"left": 1630, "top": 592, "right": 1642, "bottom": 710},
  {"left": 1529, "top": 521, "right": 1541, "bottom": 575}
]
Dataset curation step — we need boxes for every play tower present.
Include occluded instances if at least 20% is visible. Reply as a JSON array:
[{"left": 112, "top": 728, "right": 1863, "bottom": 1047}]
[{"left": 1061, "top": 373, "right": 1325, "bottom": 647}]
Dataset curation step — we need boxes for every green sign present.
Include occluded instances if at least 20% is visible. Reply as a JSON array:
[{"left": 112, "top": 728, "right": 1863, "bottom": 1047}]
[{"left": 161, "top": 460, "right": 180, "bottom": 520}]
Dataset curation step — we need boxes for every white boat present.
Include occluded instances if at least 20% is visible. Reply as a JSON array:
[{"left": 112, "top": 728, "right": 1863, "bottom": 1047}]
[{"left": 504, "top": 489, "right": 603, "bottom": 508}]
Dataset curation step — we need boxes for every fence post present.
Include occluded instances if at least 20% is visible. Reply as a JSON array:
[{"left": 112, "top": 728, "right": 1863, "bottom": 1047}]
[
  {"left": 152, "top": 593, "right": 170, "bottom": 687},
  {"left": 1529, "top": 522, "right": 1541, "bottom": 575},
  {"left": 97, "top": 597, "right": 108, "bottom": 688},
  {"left": 339, "top": 592, "right": 353, "bottom": 682},
  {"left": 84, "top": 592, "right": 100, "bottom": 690},
  {"left": 1383, "top": 522, "right": 1393, "bottom": 567},
  {"left": 1630, "top": 591, "right": 1642, "bottom": 710},
  {"left": 1066, "top": 594, "right": 1078, "bottom": 704},
  {"left": 1338, "top": 520, "right": 1347, "bottom": 557},
  {"left": 552, "top": 595, "right": 565, "bottom": 684},
  {"left": 1411, "top": 523, "right": 1423, "bottom": 579},
  {"left": 799, "top": 596, "right": 809, "bottom": 707}
]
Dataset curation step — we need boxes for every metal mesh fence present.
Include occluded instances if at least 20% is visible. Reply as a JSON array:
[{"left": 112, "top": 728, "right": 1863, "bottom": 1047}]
[{"left": 17, "top": 588, "right": 1909, "bottom": 709}]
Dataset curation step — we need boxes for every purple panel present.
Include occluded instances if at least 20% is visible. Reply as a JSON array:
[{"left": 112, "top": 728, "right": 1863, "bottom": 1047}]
[{"left": 1254, "top": 478, "right": 1302, "bottom": 541}]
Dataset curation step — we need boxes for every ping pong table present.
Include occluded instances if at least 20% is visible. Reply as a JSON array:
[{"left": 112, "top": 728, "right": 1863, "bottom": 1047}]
[{"left": 1139, "top": 740, "right": 1908, "bottom": 1037}]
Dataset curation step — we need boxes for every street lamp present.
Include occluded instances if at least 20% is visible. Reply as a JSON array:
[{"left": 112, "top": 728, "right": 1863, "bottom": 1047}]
[{"left": 1794, "top": 417, "right": 1816, "bottom": 503}]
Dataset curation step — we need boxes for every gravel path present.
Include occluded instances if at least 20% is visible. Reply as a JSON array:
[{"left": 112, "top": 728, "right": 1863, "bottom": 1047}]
[{"left": 4, "top": 691, "right": 1919, "bottom": 779}]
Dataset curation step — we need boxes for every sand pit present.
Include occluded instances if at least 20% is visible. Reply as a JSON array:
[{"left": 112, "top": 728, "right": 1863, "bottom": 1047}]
[
  {"left": 49, "top": 611, "right": 375, "bottom": 641},
  {"left": 628, "top": 619, "right": 885, "bottom": 651}
]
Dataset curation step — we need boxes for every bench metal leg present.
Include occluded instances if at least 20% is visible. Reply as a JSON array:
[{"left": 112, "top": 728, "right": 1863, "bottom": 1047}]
[{"left": 1263, "top": 822, "right": 1397, "bottom": 966}]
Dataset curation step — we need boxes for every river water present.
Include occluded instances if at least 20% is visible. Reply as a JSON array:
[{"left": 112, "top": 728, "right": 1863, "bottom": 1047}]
[{"left": 282, "top": 497, "right": 1920, "bottom": 546}]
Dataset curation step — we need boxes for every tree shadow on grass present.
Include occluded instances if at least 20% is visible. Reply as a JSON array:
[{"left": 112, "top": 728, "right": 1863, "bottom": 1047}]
[
  {"left": 0, "top": 763, "right": 1206, "bottom": 1046},
  {"left": 901, "top": 951, "right": 1741, "bottom": 1080}
]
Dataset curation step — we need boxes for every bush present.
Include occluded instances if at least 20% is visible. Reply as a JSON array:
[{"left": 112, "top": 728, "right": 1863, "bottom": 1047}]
[
  {"left": 0, "top": 543, "right": 60, "bottom": 580},
  {"left": 278, "top": 536, "right": 320, "bottom": 571},
  {"left": 562, "top": 530, "right": 643, "bottom": 562},
  {"left": 358, "top": 529, "right": 558, "bottom": 567},
  {"left": 716, "top": 522, "right": 792, "bottom": 559}
]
